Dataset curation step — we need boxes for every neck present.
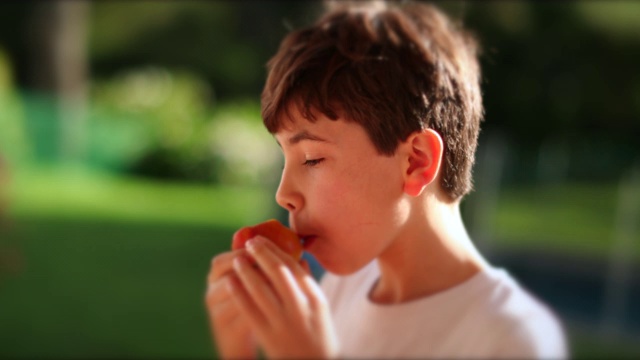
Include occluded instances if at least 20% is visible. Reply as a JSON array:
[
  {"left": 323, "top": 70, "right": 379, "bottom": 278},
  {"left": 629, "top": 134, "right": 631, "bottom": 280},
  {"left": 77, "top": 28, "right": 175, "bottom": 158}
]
[{"left": 369, "top": 192, "right": 488, "bottom": 304}]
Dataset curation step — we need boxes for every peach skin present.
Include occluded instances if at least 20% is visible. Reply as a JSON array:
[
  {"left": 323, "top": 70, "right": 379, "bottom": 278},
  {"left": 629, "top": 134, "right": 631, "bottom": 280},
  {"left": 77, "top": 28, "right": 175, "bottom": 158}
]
[{"left": 232, "top": 219, "right": 303, "bottom": 260}]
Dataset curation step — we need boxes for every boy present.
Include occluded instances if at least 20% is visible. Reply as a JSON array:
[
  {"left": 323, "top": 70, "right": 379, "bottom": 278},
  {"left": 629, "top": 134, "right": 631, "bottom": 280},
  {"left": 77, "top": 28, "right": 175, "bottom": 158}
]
[{"left": 205, "top": 1, "right": 567, "bottom": 358}]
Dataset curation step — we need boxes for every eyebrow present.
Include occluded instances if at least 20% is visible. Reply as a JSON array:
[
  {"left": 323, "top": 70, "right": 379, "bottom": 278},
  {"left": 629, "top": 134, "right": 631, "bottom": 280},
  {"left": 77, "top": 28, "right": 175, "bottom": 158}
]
[{"left": 277, "top": 130, "right": 329, "bottom": 147}]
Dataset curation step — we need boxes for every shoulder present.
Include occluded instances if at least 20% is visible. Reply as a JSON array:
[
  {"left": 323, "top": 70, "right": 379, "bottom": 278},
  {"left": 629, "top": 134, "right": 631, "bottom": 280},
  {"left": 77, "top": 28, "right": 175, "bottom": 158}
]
[{"left": 479, "top": 268, "right": 569, "bottom": 358}]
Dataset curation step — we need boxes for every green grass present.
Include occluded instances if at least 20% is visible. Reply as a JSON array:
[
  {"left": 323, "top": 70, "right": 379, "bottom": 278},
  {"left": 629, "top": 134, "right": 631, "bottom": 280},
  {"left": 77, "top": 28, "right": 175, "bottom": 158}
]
[
  {"left": 0, "top": 167, "right": 276, "bottom": 358},
  {"left": 490, "top": 182, "right": 640, "bottom": 261},
  {"left": 1, "top": 219, "right": 232, "bottom": 358},
  {"left": 7, "top": 166, "right": 276, "bottom": 227},
  {"left": 568, "top": 325, "right": 640, "bottom": 359}
]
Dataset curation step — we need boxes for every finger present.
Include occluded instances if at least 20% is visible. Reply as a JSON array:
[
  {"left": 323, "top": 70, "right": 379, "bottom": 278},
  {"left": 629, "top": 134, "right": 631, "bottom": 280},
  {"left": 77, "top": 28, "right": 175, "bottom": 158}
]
[
  {"left": 208, "top": 305, "right": 254, "bottom": 351},
  {"left": 227, "top": 268, "right": 271, "bottom": 330},
  {"left": 247, "top": 236, "right": 306, "bottom": 278},
  {"left": 245, "top": 237, "right": 308, "bottom": 314},
  {"left": 206, "top": 288, "right": 245, "bottom": 334},
  {"left": 254, "top": 239, "right": 327, "bottom": 311},
  {"left": 298, "top": 270, "right": 329, "bottom": 312},
  {"left": 208, "top": 249, "right": 248, "bottom": 283},
  {"left": 205, "top": 276, "right": 253, "bottom": 335},
  {"left": 217, "top": 312, "right": 249, "bottom": 339},
  {"left": 232, "top": 254, "right": 282, "bottom": 320},
  {"left": 209, "top": 294, "right": 242, "bottom": 327},
  {"left": 205, "top": 275, "right": 235, "bottom": 307}
]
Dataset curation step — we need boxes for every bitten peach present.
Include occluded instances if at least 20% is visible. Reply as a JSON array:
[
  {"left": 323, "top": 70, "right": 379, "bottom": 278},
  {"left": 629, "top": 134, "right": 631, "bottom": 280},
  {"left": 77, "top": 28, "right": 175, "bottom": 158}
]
[{"left": 231, "top": 219, "right": 303, "bottom": 260}]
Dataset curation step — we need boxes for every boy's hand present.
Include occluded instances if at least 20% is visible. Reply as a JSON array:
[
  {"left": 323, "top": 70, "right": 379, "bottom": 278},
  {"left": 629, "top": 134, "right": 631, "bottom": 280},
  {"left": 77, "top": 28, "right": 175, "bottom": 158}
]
[
  {"left": 205, "top": 250, "right": 257, "bottom": 359},
  {"left": 228, "top": 236, "right": 338, "bottom": 359}
]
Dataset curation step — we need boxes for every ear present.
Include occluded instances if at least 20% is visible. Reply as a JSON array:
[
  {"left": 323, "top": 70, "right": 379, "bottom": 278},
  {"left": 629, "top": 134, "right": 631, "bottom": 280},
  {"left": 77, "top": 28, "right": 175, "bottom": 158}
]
[{"left": 402, "top": 129, "right": 444, "bottom": 197}]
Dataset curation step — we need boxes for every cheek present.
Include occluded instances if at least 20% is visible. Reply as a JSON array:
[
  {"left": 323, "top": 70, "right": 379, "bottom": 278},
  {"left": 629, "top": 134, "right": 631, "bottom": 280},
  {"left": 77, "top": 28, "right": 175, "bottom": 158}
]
[
  {"left": 321, "top": 162, "right": 403, "bottom": 226},
  {"left": 311, "top": 177, "right": 350, "bottom": 216}
]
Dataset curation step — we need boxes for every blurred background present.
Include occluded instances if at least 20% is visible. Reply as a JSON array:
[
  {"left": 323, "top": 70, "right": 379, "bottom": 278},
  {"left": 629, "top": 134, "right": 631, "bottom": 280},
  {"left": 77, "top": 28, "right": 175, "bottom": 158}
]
[{"left": 0, "top": 0, "right": 638, "bottom": 358}]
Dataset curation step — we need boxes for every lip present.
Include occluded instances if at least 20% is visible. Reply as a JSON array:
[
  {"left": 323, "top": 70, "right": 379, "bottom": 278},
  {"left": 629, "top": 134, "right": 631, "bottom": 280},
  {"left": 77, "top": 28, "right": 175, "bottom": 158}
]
[{"left": 298, "top": 234, "right": 317, "bottom": 249}]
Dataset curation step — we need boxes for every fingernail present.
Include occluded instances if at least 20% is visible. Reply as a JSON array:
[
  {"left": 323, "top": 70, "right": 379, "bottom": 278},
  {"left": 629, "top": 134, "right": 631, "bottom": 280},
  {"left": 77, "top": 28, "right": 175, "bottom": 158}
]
[
  {"left": 246, "top": 239, "right": 255, "bottom": 250},
  {"left": 233, "top": 256, "right": 244, "bottom": 269}
]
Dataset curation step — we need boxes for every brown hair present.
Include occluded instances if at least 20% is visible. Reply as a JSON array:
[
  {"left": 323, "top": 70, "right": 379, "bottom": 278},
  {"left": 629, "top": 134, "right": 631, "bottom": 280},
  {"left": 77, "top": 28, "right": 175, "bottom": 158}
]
[{"left": 262, "top": 0, "right": 484, "bottom": 200}]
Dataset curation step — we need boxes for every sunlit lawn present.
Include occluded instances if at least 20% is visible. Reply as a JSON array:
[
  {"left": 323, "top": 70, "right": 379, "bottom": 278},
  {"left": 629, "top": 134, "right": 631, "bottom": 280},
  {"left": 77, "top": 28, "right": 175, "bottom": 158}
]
[
  {"left": 491, "top": 182, "right": 640, "bottom": 261},
  {"left": 1, "top": 167, "right": 276, "bottom": 358},
  {"left": 6, "top": 166, "right": 276, "bottom": 227}
]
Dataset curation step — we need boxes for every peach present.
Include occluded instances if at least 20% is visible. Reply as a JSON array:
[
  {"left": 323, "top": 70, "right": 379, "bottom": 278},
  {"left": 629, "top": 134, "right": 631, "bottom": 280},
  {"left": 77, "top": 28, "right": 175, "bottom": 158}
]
[{"left": 231, "top": 219, "right": 303, "bottom": 260}]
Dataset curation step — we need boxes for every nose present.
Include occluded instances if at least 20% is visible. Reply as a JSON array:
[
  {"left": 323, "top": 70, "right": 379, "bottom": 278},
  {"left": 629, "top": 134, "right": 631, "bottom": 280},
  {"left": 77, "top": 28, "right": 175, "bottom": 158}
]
[{"left": 275, "top": 166, "right": 303, "bottom": 213}]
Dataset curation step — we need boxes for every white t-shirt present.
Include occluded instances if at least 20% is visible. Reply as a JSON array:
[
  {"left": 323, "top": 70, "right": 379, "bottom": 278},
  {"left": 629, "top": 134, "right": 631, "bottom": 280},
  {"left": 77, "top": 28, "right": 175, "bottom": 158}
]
[{"left": 321, "top": 260, "right": 568, "bottom": 359}]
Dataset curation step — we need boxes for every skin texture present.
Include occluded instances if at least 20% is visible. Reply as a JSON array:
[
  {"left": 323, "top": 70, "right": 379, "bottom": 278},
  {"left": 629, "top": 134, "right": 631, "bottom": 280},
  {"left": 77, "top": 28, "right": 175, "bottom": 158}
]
[{"left": 205, "top": 106, "right": 486, "bottom": 358}]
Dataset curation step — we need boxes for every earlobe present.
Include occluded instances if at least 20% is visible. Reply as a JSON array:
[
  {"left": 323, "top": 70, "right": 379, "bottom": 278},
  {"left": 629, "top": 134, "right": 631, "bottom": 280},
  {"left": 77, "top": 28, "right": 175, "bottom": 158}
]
[{"left": 402, "top": 129, "right": 443, "bottom": 197}]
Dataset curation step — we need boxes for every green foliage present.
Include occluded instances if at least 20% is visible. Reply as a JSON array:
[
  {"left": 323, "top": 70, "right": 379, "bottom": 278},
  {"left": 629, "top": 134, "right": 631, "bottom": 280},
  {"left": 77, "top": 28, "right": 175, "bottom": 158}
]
[
  {"left": 90, "top": 67, "right": 213, "bottom": 177},
  {"left": 0, "top": 48, "right": 29, "bottom": 166},
  {"left": 89, "top": 67, "right": 281, "bottom": 186},
  {"left": 575, "top": 2, "right": 640, "bottom": 42},
  {"left": 463, "top": 1, "right": 640, "bottom": 146},
  {"left": 208, "top": 101, "right": 281, "bottom": 187},
  {"left": 87, "top": 1, "right": 308, "bottom": 99},
  {"left": 1, "top": 64, "right": 282, "bottom": 186}
]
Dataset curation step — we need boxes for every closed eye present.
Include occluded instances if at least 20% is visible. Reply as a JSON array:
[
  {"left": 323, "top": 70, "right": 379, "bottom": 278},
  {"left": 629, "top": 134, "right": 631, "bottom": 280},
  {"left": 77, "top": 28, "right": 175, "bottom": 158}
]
[{"left": 303, "top": 158, "right": 325, "bottom": 167}]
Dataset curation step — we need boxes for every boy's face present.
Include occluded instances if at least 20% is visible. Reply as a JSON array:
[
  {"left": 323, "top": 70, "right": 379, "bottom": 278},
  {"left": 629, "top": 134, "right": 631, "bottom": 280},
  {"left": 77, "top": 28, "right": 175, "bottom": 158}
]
[{"left": 274, "top": 106, "right": 412, "bottom": 275}]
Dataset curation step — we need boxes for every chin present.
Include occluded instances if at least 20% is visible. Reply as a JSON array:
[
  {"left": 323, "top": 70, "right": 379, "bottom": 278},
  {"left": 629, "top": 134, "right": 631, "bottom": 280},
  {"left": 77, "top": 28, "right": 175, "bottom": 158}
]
[{"left": 313, "top": 253, "right": 369, "bottom": 276}]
